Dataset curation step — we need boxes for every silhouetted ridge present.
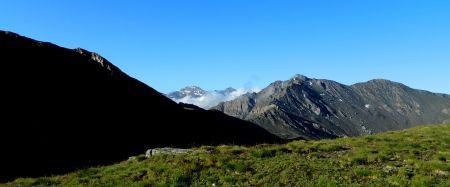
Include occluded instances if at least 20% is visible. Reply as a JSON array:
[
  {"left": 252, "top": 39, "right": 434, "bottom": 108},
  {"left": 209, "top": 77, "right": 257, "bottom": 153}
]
[{"left": 0, "top": 30, "right": 281, "bottom": 181}]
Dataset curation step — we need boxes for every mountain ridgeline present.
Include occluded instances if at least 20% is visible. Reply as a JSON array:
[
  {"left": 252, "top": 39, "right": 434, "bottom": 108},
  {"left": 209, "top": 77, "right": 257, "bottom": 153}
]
[
  {"left": 0, "top": 31, "right": 281, "bottom": 181},
  {"left": 213, "top": 75, "right": 450, "bottom": 139}
]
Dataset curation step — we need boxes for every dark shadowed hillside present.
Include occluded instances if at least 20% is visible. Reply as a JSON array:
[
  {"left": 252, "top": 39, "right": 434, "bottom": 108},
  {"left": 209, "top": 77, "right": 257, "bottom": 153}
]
[
  {"left": 0, "top": 31, "right": 281, "bottom": 181},
  {"left": 213, "top": 75, "right": 450, "bottom": 139}
]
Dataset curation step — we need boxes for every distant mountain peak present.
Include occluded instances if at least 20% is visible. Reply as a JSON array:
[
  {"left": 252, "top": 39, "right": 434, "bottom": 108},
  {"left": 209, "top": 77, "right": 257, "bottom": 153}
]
[
  {"left": 168, "top": 86, "right": 207, "bottom": 99},
  {"left": 292, "top": 74, "right": 309, "bottom": 81},
  {"left": 364, "top": 79, "right": 398, "bottom": 85},
  {"left": 181, "top": 85, "right": 206, "bottom": 94},
  {"left": 351, "top": 79, "right": 410, "bottom": 92},
  {"left": 184, "top": 85, "right": 203, "bottom": 90},
  {"left": 167, "top": 86, "right": 260, "bottom": 109}
]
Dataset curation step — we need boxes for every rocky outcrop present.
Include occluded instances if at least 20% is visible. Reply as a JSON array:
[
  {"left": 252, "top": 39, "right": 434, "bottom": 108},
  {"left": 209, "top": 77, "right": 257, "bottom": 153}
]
[
  {"left": 145, "top": 148, "right": 199, "bottom": 157},
  {"left": 213, "top": 75, "right": 450, "bottom": 139}
]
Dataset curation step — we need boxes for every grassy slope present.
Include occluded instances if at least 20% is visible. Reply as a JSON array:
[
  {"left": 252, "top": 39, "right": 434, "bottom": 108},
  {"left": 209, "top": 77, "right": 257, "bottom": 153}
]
[{"left": 6, "top": 124, "right": 450, "bottom": 187}]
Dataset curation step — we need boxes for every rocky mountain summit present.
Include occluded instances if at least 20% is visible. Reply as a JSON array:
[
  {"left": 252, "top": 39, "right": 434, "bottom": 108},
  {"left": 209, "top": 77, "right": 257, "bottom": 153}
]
[
  {"left": 0, "top": 31, "right": 280, "bottom": 181},
  {"left": 167, "top": 86, "right": 208, "bottom": 100},
  {"left": 167, "top": 86, "right": 247, "bottom": 109},
  {"left": 213, "top": 75, "right": 450, "bottom": 139},
  {"left": 167, "top": 86, "right": 238, "bottom": 100}
]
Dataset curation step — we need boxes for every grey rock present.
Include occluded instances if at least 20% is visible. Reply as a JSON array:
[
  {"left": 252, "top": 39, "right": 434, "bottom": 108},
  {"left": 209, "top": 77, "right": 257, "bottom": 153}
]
[
  {"left": 213, "top": 75, "right": 450, "bottom": 140},
  {"left": 128, "top": 156, "right": 137, "bottom": 161},
  {"left": 145, "top": 148, "right": 195, "bottom": 158},
  {"left": 383, "top": 165, "right": 398, "bottom": 174}
]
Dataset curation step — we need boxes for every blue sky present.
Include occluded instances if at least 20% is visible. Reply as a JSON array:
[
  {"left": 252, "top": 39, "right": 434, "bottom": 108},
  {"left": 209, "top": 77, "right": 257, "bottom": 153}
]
[{"left": 1, "top": 0, "right": 449, "bottom": 93}]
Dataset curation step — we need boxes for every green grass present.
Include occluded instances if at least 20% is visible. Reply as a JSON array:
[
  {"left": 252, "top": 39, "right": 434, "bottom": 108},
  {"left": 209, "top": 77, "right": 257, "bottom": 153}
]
[{"left": 5, "top": 124, "right": 450, "bottom": 187}]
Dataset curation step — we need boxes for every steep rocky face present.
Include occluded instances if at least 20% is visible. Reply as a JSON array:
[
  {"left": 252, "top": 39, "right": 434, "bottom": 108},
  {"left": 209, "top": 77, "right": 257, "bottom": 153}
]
[
  {"left": 0, "top": 31, "right": 281, "bottom": 181},
  {"left": 213, "top": 75, "right": 450, "bottom": 139}
]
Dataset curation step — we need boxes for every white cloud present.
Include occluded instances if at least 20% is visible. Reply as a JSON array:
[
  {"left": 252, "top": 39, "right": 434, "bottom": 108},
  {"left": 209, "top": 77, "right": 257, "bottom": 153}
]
[{"left": 172, "top": 87, "right": 260, "bottom": 109}]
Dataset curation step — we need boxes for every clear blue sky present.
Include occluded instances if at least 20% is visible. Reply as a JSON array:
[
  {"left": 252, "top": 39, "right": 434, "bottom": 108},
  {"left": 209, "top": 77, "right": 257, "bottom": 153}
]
[{"left": 1, "top": 0, "right": 449, "bottom": 94}]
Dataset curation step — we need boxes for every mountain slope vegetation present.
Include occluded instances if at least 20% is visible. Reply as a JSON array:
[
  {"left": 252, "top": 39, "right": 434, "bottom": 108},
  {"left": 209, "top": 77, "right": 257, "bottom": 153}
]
[{"left": 5, "top": 124, "right": 450, "bottom": 186}]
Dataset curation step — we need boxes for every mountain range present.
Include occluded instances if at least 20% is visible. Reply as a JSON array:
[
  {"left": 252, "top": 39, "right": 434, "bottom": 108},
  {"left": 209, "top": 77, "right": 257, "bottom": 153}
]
[
  {"left": 167, "top": 86, "right": 258, "bottom": 109},
  {"left": 213, "top": 75, "right": 450, "bottom": 139},
  {"left": 2, "top": 30, "right": 450, "bottom": 182},
  {"left": 0, "top": 31, "right": 280, "bottom": 181}
]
